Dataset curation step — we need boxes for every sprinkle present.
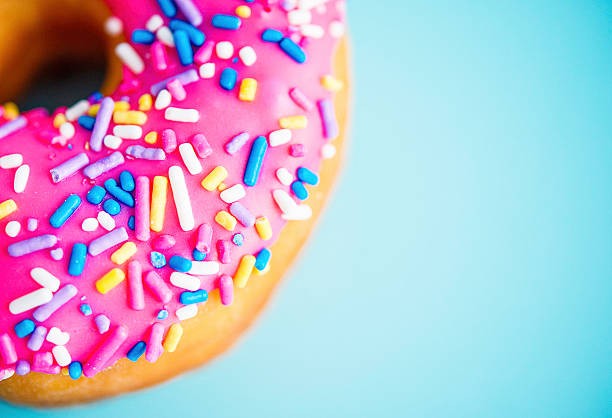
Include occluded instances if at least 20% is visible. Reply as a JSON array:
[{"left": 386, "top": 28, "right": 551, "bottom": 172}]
[
  {"left": 168, "top": 79, "right": 187, "bottom": 102},
  {"left": 239, "top": 78, "right": 258, "bottom": 101},
  {"left": 104, "top": 135, "right": 122, "bottom": 150},
  {"left": 119, "top": 171, "right": 135, "bottom": 191},
  {"left": 157, "top": 0, "right": 177, "bottom": 17},
  {"left": 27, "top": 218, "right": 38, "bottom": 232},
  {"left": 150, "top": 69, "right": 199, "bottom": 95},
  {"left": 179, "top": 289, "right": 207, "bottom": 305},
  {"left": 146, "top": 14, "right": 164, "bottom": 32},
  {"left": 176, "top": 304, "right": 198, "bottom": 320},
  {"left": 103, "top": 199, "right": 121, "bottom": 216},
  {"left": 219, "top": 275, "right": 234, "bottom": 306},
  {"left": 0, "top": 199, "right": 17, "bottom": 221},
  {"left": 225, "top": 132, "right": 249, "bottom": 154},
  {"left": 211, "top": 14, "right": 242, "bottom": 30},
  {"left": 50, "top": 194, "right": 81, "bottom": 228},
  {"left": 199, "top": 62, "right": 216, "bottom": 78},
  {"left": 235, "top": 5, "right": 251, "bottom": 19},
  {"left": 115, "top": 43, "right": 144, "bottom": 74},
  {"left": 0, "top": 334, "right": 17, "bottom": 364},
  {"left": 150, "top": 251, "right": 167, "bottom": 268},
  {"left": 157, "top": 26, "right": 175, "bottom": 47},
  {"left": 301, "top": 23, "right": 325, "bottom": 39},
  {"left": 82, "top": 325, "right": 129, "bottom": 377},
  {"left": 80, "top": 304, "right": 92, "bottom": 316},
  {"left": 145, "top": 270, "right": 172, "bottom": 303},
  {"left": 329, "top": 20, "right": 345, "bottom": 38},
  {"left": 32, "top": 284, "right": 77, "bottom": 322},
  {"left": 68, "top": 243, "right": 88, "bottom": 276},
  {"left": 217, "top": 240, "right": 231, "bottom": 264},
  {"left": 157, "top": 309, "right": 168, "bottom": 319},
  {"left": 174, "top": 30, "right": 193, "bottom": 66},
  {"left": 234, "top": 255, "right": 256, "bottom": 288},
  {"left": 189, "top": 261, "right": 220, "bottom": 276},
  {"left": 15, "top": 360, "right": 30, "bottom": 375},
  {"left": 31, "top": 351, "right": 57, "bottom": 374},
  {"left": 269, "top": 129, "right": 292, "bottom": 147},
  {"left": 155, "top": 89, "right": 172, "bottom": 110},
  {"left": 114, "top": 110, "right": 147, "bottom": 125},
  {"left": 150, "top": 176, "right": 169, "bottom": 232},
  {"left": 276, "top": 168, "right": 293, "bottom": 186},
  {"left": 290, "top": 143, "right": 306, "bottom": 157},
  {"left": 0, "top": 153, "right": 22, "bottom": 168},
  {"left": 288, "top": 9, "right": 311, "bottom": 25},
  {"left": 255, "top": 248, "right": 271, "bottom": 271},
  {"left": 220, "top": 184, "right": 246, "bottom": 203},
  {"left": 178, "top": 143, "right": 203, "bottom": 175},
  {"left": 128, "top": 177, "right": 149, "bottom": 243},
  {"left": 127, "top": 341, "right": 146, "bottom": 361},
  {"left": 201, "top": 166, "right": 228, "bottom": 191},
  {"left": 89, "top": 97, "right": 114, "bottom": 152},
  {"left": 169, "top": 18, "right": 205, "bottom": 46},
  {"left": 321, "top": 75, "right": 344, "bottom": 92},
  {"left": 88, "top": 227, "right": 129, "bottom": 256},
  {"left": 297, "top": 167, "right": 319, "bottom": 185},
  {"left": 161, "top": 128, "right": 178, "bottom": 153},
  {"left": 279, "top": 115, "right": 307, "bottom": 129},
  {"left": 170, "top": 272, "right": 200, "bottom": 291},
  {"left": 174, "top": 0, "right": 203, "bottom": 26},
  {"left": 238, "top": 46, "right": 257, "bottom": 66},
  {"left": 68, "top": 361, "right": 82, "bottom": 379},
  {"left": 111, "top": 242, "right": 137, "bottom": 265},
  {"left": 243, "top": 136, "right": 268, "bottom": 186},
  {"left": 220, "top": 68, "right": 238, "bottom": 91},
  {"left": 288, "top": 87, "right": 314, "bottom": 110},
  {"left": 113, "top": 124, "right": 142, "bottom": 139},
  {"left": 145, "top": 131, "right": 158, "bottom": 144},
  {"left": 215, "top": 211, "right": 237, "bottom": 231},
  {"left": 27, "top": 326, "right": 47, "bottom": 351},
  {"left": 65, "top": 100, "right": 89, "bottom": 122},
  {"left": 127, "top": 261, "right": 145, "bottom": 311},
  {"left": 163, "top": 323, "right": 183, "bottom": 352},
  {"left": 50, "top": 153, "right": 90, "bottom": 183},
  {"left": 132, "top": 29, "right": 155, "bottom": 44},
  {"left": 168, "top": 166, "right": 195, "bottom": 231},
  {"left": 146, "top": 323, "right": 165, "bottom": 363},
  {"left": 14, "top": 164, "right": 29, "bottom": 193},
  {"left": 229, "top": 202, "right": 255, "bottom": 227},
  {"left": 83, "top": 151, "right": 125, "bottom": 179},
  {"left": 196, "top": 223, "right": 212, "bottom": 253},
  {"left": 169, "top": 255, "right": 193, "bottom": 273},
  {"left": 165, "top": 107, "right": 199, "bottom": 123},
  {"left": 14, "top": 319, "right": 36, "bottom": 338},
  {"left": 191, "top": 134, "right": 212, "bottom": 158},
  {"left": 317, "top": 98, "right": 339, "bottom": 140},
  {"left": 5, "top": 221, "right": 20, "bottom": 237},
  {"left": 193, "top": 249, "right": 206, "bottom": 261},
  {"left": 126, "top": 145, "right": 166, "bottom": 160},
  {"left": 232, "top": 233, "right": 244, "bottom": 246},
  {"left": 95, "top": 314, "right": 110, "bottom": 334},
  {"left": 255, "top": 217, "right": 273, "bottom": 240},
  {"left": 279, "top": 37, "right": 306, "bottom": 63},
  {"left": 8, "top": 234, "right": 58, "bottom": 257},
  {"left": 104, "top": 16, "right": 123, "bottom": 35},
  {"left": 95, "top": 268, "right": 126, "bottom": 294},
  {"left": 151, "top": 41, "right": 168, "bottom": 73},
  {"left": 195, "top": 40, "right": 216, "bottom": 64},
  {"left": 52, "top": 345, "right": 72, "bottom": 367},
  {"left": 59, "top": 122, "right": 75, "bottom": 139},
  {"left": 97, "top": 211, "right": 116, "bottom": 231},
  {"left": 262, "top": 29, "right": 283, "bottom": 43},
  {"left": 50, "top": 248, "right": 64, "bottom": 261},
  {"left": 30, "top": 268, "right": 60, "bottom": 292}
]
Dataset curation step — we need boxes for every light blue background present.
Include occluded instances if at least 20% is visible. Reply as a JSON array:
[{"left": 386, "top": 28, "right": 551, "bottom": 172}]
[{"left": 3, "top": 1, "right": 612, "bottom": 416}]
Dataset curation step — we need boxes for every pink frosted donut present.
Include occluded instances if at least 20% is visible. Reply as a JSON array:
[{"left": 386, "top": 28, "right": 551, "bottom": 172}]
[{"left": 0, "top": 0, "right": 348, "bottom": 405}]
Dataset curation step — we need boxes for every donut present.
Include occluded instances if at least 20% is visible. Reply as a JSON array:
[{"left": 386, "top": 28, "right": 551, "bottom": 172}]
[{"left": 0, "top": 0, "right": 349, "bottom": 406}]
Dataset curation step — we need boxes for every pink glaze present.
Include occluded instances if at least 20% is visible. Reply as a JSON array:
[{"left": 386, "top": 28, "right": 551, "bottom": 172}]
[{"left": 0, "top": 0, "right": 346, "bottom": 378}]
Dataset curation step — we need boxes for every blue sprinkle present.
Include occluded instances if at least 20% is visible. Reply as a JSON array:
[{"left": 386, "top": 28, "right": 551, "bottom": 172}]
[
  {"left": 169, "top": 19, "right": 205, "bottom": 46},
  {"left": 180, "top": 289, "right": 208, "bottom": 305},
  {"left": 255, "top": 248, "right": 271, "bottom": 271},
  {"left": 243, "top": 136, "right": 268, "bottom": 186},
  {"left": 151, "top": 252, "right": 167, "bottom": 268},
  {"left": 50, "top": 194, "right": 81, "bottom": 228},
  {"left": 132, "top": 29, "right": 156, "bottom": 44},
  {"left": 103, "top": 199, "right": 121, "bottom": 216},
  {"left": 297, "top": 167, "right": 319, "bottom": 185},
  {"left": 14, "top": 319, "right": 35, "bottom": 338},
  {"left": 78, "top": 115, "right": 95, "bottom": 131},
  {"left": 127, "top": 341, "right": 147, "bottom": 361},
  {"left": 169, "top": 255, "right": 192, "bottom": 273},
  {"left": 119, "top": 171, "right": 135, "bottom": 192},
  {"left": 291, "top": 181, "right": 308, "bottom": 200},
  {"left": 157, "top": 0, "right": 177, "bottom": 17},
  {"left": 89, "top": 91, "right": 103, "bottom": 102},
  {"left": 68, "top": 361, "right": 83, "bottom": 380},
  {"left": 80, "top": 304, "right": 92, "bottom": 316},
  {"left": 220, "top": 68, "right": 238, "bottom": 91},
  {"left": 279, "top": 37, "right": 306, "bottom": 63},
  {"left": 232, "top": 233, "right": 244, "bottom": 246},
  {"left": 232, "top": 57, "right": 239, "bottom": 64},
  {"left": 128, "top": 216, "right": 135, "bottom": 231},
  {"left": 262, "top": 29, "right": 283, "bottom": 43},
  {"left": 157, "top": 309, "right": 169, "bottom": 320},
  {"left": 192, "top": 249, "right": 206, "bottom": 261},
  {"left": 68, "top": 243, "right": 87, "bottom": 276},
  {"left": 211, "top": 14, "right": 242, "bottom": 30},
  {"left": 86, "top": 185, "right": 106, "bottom": 205},
  {"left": 174, "top": 30, "right": 194, "bottom": 66},
  {"left": 104, "top": 179, "right": 135, "bottom": 207}
]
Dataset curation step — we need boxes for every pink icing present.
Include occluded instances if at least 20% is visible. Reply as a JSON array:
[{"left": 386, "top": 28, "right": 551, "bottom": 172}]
[{"left": 0, "top": 0, "right": 345, "bottom": 379}]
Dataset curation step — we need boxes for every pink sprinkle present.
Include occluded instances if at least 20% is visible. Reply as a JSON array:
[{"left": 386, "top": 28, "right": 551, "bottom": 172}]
[
  {"left": 145, "top": 323, "right": 165, "bottom": 363},
  {"left": 290, "top": 144, "right": 305, "bottom": 157},
  {"left": 82, "top": 325, "right": 129, "bottom": 378},
  {"left": 144, "top": 270, "right": 172, "bottom": 303},
  {"left": 135, "top": 176, "right": 151, "bottom": 241},
  {"left": 162, "top": 129, "right": 177, "bottom": 153},
  {"left": 128, "top": 261, "right": 145, "bottom": 311},
  {"left": 0, "top": 333, "right": 17, "bottom": 364},
  {"left": 219, "top": 275, "right": 234, "bottom": 306},
  {"left": 167, "top": 79, "right": 187, "bottom": 102},
  {"left": 289, "top": 88, "right": 314, "bottom": 111},
  {"left": 217, "top": 240, "right": 231, "bottom": 264},
  {"left": 31, "top": 351, "right": 59, "bottom": 374},
  {"left": 196, "top": 223, "right": 213, "bottom": 253},
  {"left": 191, "top": 134, "right": 212, "bottom": 158},
  {"left": 153, "top": 235, "right": 176, "bottom": 251},
  {"left": 151, "top": 41, "right": 168, "bottom": 72},
  {"left": 194, "top": 40, "right": 215, "bottom": 65}
]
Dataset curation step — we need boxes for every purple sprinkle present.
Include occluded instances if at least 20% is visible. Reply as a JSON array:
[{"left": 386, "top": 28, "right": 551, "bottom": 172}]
[
  {"left": 50, "top": 153, "right": 90, "bottom": 183},
  {"left": 317, "top": 99, "right": 339, "bottom": 140},
  {"left": 83, "top": 151, "right": 125, "bottom": 179},
  {"left": 229, "top": 202, "right": 255, "bottom": 227},
  {"left": 8, "top": 234, "right": 58, "bottom": 257},
  {"left": 94, "top": 314, "right": 110, "bottom": 334},
  {"left": 88, "top": 227, "right": 128, "bottom": 256},
  {"left": 175, "top": 0, "right": 203, "bottom": 27},
  {"left": 150, "top": 69, "right": 199, "bottom": 95},
  {"left": 27, "top": 326, "right": 47, "bottom": 351},
  {"left": 225, "top": 132, "right": 250, "bottom": 155},
  {"left": 89, "top": 97, "right": 114, "bottom": 152},
  {"left": 26, "top": 218, "right": 38, "bottom": 232},
  {"left": 32, "top": 285, "right": 78, "bottom": 322},
  {"left": 50, "top": 248, "right": 64, "bottom": 261},
  {"left": 15, "top": 360, "right": 30, "bottom": 376},
  {"left": 0, "top": 116, "right": 27, "bottom": 140},
  {"left": 126, "top": 145, "right": 166, "bottom": 161}
]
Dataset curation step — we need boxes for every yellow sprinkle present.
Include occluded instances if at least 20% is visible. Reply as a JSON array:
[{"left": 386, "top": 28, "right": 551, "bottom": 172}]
[
  {"left": 0, "top": 199, "right": 17, "bottom": 221},
  {"left": 217, "top": 183, "right": 227, "bottom": 192},
  {"left": 88, "top": 101, "right": 129, "bottom": 117},
  {"left": 201, "top": 166, "right": 228, "bottom": 191},
  {"left": 163, "top": 323, "right": 183, "bottom": 353},
  {"left": 110, "top": 242, "right": 137, "bottom": 265},
  {"left": 235, "top": 5, "right": 251, "bottom": 18},
  {"left": 113, "top": 110, "right": 147, "bottom": 125},
  {"left": 255, "top": 217, "right": 272, "bottom": 240},
  {"left": 239, "top": 78, "right": 258, "bottom": 102},
  {"left": 87, "top": 104, "right": 100, "bottom": 117},
  {"left": 53, "top": 114, "right": 67, "bottom": 129},
  {"left": 3, "top": 102, "right": 19, "bottom": 120},
  {"left": 150, "top": 176, "right": 168, "bottom": 233},
  {"left": 279, "top": 115, "right": 307, "bottom": 130},
  {"left": 115, "top": 101, "right": 130, "bottom": 111},
  {"left": 61, "top": 367, "right": 70, "bottom": 376},
  {"left": 215, "top": 211, "right": 237, "bottom": 231},
  {"left": 321, "top": 75, "right": 344, "bottom": 92},
  {"left": 145, "top": 131, "right": 158, "bottom": 144},
  {"left": 138, "top": 94, "right": 153, "bottom": 111},
  {"left": 234, "top": 255, "right": 256, "bottom": 288},
  {"left": 95, "top": 268, "right": 126, "bottom": 294}
]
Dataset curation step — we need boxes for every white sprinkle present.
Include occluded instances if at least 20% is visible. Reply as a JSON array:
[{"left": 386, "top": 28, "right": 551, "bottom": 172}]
[
  {"left": 65, "top": 100, "right": 89, "bottom": 122},
  {"left": 178, "top": 143, "right": 203, "bottom": 175},
  {"left": 5, "top": 221, "right": 20, "bottom": 237},
  {"left": 273, "top": 189, "right": 298, "bottom": 215},
  {"left": 30, "top": 268, "right": 60, "bottom": 292},
  {"left": 301, "top": 24, "right": 325, "bottom": 38},
  {"left": 146, "top": 14, "right": 164, "bottom": 32},
  {"left": 216, "top": 41, "right": 234, "bottom": 59},
  {"left": 115, "top": 42, "right": 145, "bottom": 74},
  {"left": 46, "top": 327, "right": 70, "bottom": 345},
  {"left": 189, "top": 261, "right": 220, "bottom": 276},
  {"left": 0, "top": 154, "right": 23, "bottom": 169},
  {"left": 176, "top": 304, "right": 198, "bottom": 320},
  {"left": 269, "top": 129, "right": 292, "bottom": 147},
  {"left": 288, "top": 9, "right": 312, "bottom": 26},
  {"left": 165, "top": 107, "right": 199, "bottom": 123},
  {"left": 199, "top": 63, "right": 216, "bottom": 79},
  {"left": 52, "top": 345, "right": 71, "bottom": 367},
  {"left": 8, "top": 288, "right": 53, "bottom": 315},
  {"left": 157, "top": 26, "right": 175, "bottom": 47},
  {"left": 26, "top": 218, "right": 38, "bottom": 232},
  {"left": 113, "top": 125, "right": 142, "bottom": 139},
  {"left": 220, "top": 184, "right": 246, "bottom": 203},
  {"left": 276, "top": 168, "right": 294, "bottom": 186},
  {"left": 1, "top": 369, "right": 15, "bottom": 381},
  {"left": 59, "top": 122, "right": 75, "bottom": 139},
  {"left": 155, "top": 89, "right": 172, "bottom": 110},
  {"left": 104, "top": 16, "right": 123, "bottom": 36},
  {"left": 238, "top": 46, "right": 257, "bottom": 66},
  {"left": 321, "top": 143, "right": 336, "bottom": 159},
  {"left": 103, "top": 134, "right": 123, "bottom": 150},
  {"left": 14, "top": 164, "right": 29, "bottom": 194},
  {"left": 82, "top": 218, "right": 99, "bottom": 232},
  {"left": 329, "top": 20, "right": 345, "bottom": 38},
  {"left": 168, "top": 166, "right": 195, "bottom": 231},
  {"left": 282, "top": 203, "right": 312, "bottom": 221},
  {"left": 97, "top": 211, "right": 116, "bottom": 231},
  {"left": 170, "top": 272, "right": 200, "bottom": 291}
]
